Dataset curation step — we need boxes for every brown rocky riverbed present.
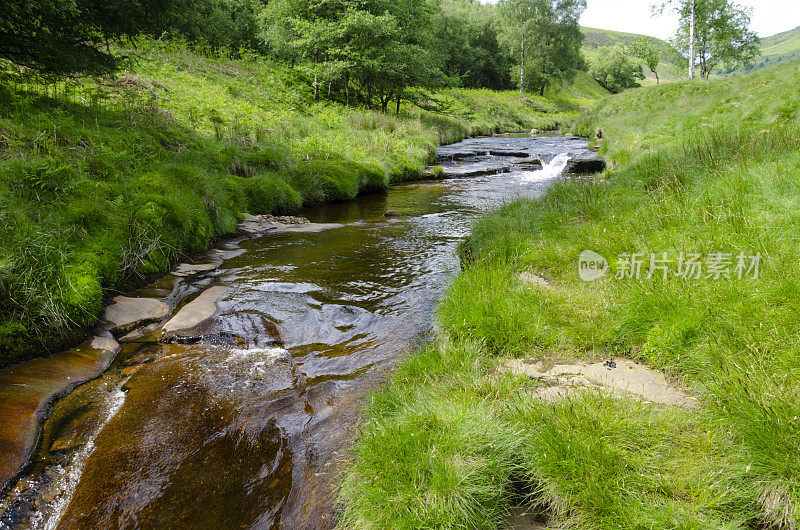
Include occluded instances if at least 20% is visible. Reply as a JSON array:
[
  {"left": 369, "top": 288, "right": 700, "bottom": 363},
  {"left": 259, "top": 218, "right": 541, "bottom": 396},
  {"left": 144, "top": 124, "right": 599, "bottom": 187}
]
[{"left": 0, "top": 135, "right": 599, "bottom": 529}]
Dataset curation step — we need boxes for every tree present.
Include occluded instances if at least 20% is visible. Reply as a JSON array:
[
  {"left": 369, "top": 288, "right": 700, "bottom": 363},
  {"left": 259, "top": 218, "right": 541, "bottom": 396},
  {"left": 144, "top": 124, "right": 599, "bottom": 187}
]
[
  {"left": 0, "top": 0, "right": 206, "bottom": 77},
  {"left": 590, "top": 44, "right": 645, "bottom": 93},
  {"left": 655, "top": 0, "right": 759, "bottom": 79},
  {"left": 498, "top": 0, "right": 586, "bottom": 96},
  {"left": 629, "top": 37, "right": 661, "bottom": 84},
  {"left": 261, "top": 0, "right": 444, "bottom": 111},
  {"left": 430, "top": 0, "right": 513, "bottom": 90},
  {"left": 1, "top": 0, "right": 118, "bottom": 76},
  {"left": 164, "top": 0, "right": 268, "bottom": 54}
]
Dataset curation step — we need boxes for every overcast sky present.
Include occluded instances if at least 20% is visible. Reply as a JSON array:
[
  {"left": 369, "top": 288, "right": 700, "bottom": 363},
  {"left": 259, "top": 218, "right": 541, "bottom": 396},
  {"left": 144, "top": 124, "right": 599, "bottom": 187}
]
[{"left": 479, "top": 0, "right": 800, "bottom": 40}]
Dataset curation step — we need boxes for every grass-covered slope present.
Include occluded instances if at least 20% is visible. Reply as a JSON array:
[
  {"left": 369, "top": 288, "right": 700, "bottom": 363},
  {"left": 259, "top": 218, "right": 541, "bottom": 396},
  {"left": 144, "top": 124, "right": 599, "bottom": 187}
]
[
  {"left": 581, "top": 26, "right": 687, "bottom": 84},
  {"left": 0, "top": 38, "right": 604, "bottom": 365},
  {"left": 338, "top": 61, "right": 800, "bottom": 528},
  {"left": 721, "top": 25, "right": 800, "bottom": 75}
]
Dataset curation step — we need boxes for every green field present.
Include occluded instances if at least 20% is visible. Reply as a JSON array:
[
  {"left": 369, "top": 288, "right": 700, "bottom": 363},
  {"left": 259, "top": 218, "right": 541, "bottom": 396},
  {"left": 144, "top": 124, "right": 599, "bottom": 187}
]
[
  {"left": 339, "top": 60, "right": 800, "bottom": 528},
  {"left": 0, "top": 38, "right": 605, "bottom": 366}
]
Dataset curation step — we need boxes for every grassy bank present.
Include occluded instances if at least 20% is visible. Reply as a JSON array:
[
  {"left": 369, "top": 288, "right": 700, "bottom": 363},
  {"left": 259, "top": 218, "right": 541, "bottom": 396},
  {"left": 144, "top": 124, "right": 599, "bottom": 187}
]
[
  {"left": 0, "top": 38, "right": 602, "bottom": 365},
  {"left": 338, "top": 61, "right": 800, "bottom": 528}
]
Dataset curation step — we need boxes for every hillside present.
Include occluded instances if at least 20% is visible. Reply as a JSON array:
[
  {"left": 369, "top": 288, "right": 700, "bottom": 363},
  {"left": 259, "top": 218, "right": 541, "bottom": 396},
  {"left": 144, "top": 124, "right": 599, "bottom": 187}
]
[
  {"left": 339, "top": 60, "right": 800, "bottom": 528},
  {"left": 0, "top": 38, "right": 606, "bottom": 365},
  {"left": 720, "top": 25, "right": 800, "bottom": 75},
  {"left": 581, "top": 26, "right": 687, "bottom": 84}
]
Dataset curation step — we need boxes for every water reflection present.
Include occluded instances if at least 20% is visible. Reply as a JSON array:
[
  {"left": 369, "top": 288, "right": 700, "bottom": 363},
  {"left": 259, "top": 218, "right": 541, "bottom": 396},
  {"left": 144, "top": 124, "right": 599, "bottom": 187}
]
[{"left": 0, "top": 136, "right": 593, "bottom": 529}]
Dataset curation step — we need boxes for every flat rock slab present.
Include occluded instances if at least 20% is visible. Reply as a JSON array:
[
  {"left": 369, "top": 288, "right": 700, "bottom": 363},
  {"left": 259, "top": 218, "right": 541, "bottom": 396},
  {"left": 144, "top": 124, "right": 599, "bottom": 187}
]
[
  {"left": 487, "top": 149, "right": 532, "bottom": 157},
  {"left": 440, "top": 161, "right": 512, "bottom": 178},
  {"left": 502, "top": 358, "right": 697, "bottom": 408},
  {"left": 172, "top": 263, "right": 217, "bottom": 277},
  {"left": 103, "top": 296, "right": 170, "bottom": 335},
  {"left": 509, "top": 157, "right": 544, "bottom": 170},
  {"left": 0, "top": 334, "right": 120, "bottom": 490},
  {"left": 238, "top": 214, "right": 314, "bottom": 236},
  {"left": 270, "top": 223, "right": 344, "bottom": 233},
  {"left": 164, "top": 286, "right": 228, "bottom": 332}
]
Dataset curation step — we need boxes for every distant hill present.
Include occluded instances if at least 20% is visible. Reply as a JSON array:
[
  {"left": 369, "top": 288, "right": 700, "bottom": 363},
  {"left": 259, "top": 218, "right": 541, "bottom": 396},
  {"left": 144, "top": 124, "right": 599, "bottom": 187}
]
[
  {"left": 580, "top": 27, "right": 687, "bottom": 84},
  {"left": 719, "top": 26, "right": 800, "bottom": 75}
]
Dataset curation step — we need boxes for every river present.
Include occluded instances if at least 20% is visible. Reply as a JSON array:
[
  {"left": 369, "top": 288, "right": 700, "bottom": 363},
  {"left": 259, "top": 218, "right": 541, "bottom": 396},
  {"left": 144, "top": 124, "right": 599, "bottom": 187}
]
[{"left": 0, "top": 134, "right": 595, "bottom": 529}]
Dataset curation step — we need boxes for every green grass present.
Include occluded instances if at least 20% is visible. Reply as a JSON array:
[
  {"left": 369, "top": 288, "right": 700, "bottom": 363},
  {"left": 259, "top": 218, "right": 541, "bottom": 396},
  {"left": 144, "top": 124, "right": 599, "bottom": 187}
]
[
  {"left": 0, "top": 37, "right": 604, "bottom": 366},
  {"left": 338, "top": 61, "right": 800, "bottom": 528},
  {"left": 720, "top": 25, "right": 800, "bottom": 76}
]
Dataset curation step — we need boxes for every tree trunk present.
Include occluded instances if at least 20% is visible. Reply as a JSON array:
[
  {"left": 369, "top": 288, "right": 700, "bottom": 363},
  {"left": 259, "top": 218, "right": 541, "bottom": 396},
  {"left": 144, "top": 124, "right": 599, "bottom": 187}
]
[
  {"left": 655, "top": 70, "right": 660, "bottom": 85},
  {"left": 396, "top": 94, "right": 402, "bottom": 115},
  {"left": 519, "top": 33, "right": 525, "bottom": 96},
  {"left": 689, "top": 0, "right": 695, "bottom": 80},
  {"left": 539, "top": 85, "right": 544, "bottom": 96}
]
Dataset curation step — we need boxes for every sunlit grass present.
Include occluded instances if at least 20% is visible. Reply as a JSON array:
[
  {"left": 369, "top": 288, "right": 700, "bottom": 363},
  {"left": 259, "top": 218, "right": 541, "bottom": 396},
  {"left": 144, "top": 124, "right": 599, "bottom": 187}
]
[
  {"left": 0, "top": 37, "right": 600, "bottom": 364},
  {"left": 339, "top": 61, "right": 800, "bottom": 528}
]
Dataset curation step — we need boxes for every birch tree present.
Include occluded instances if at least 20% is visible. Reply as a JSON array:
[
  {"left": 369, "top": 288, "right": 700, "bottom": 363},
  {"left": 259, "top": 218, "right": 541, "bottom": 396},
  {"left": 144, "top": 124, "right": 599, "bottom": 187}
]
[
  {"left": 655, "top": 0, "right": 759, "bottom": 79},
  {"left": 498, "top": 0, "right": 586, "bottom": 96}
]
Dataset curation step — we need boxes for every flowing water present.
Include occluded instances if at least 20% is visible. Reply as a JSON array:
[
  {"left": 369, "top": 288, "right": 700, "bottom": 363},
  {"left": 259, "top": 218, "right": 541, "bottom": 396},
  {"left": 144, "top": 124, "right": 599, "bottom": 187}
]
[{"left": 0, "top": 135, "right": 594, "bottom": 529}]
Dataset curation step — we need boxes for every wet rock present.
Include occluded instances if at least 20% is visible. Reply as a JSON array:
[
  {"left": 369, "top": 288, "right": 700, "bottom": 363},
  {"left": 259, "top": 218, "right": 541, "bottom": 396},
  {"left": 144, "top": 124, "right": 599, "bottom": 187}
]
[
  {"left": 501, "top": 358, "right": 697, "bottom": 408},
  {"left": 164, "top": 285, "right": 229, "bottom": 332},
  {"left": 565, "top": 157, "right": 606, "bottom": 175},
  {"left": 160, "top": 331, "right": 246, "bottom": 347},
  {"left": 436, "top": 149, "right": 480, "bottom": 162},
  {"left": 238, "top": 214, "right": 312, "bottom": 236},
  {"left": 103, "top": 296, "right": 170, "bottom": 335},
  {"left": 119, "top": 322, "right": 161, "bottom": 342},
  {"left": 172, "top": 262, "right": 217, "bottom": 277},
  {"left": 513, "top": 157, "right": 544, "bottom": 170},
  {"left": 440, "top": 161, "right": 513, "bottom": 178},
  {"left": 487, "top": 149, "right": 531, "bottom": 157},
  {"left": 271, "top": 223, "right": 345, "bottom": 233},
  {"left": 89, "top": 333, "right": 120, "bottom": 355},
  {"left": 0, "top": 336, "right": 120, "bottom": 490},
  {"left": 384, "top": 210, "right": 402, "bottom": 218}
]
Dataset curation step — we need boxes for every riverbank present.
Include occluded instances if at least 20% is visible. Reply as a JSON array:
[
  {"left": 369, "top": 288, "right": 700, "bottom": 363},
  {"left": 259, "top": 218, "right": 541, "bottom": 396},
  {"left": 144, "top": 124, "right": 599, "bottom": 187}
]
[
  {"left": 0, "top": 38, "right": 606, "bottom": 366},
  {"left": 338, "top": 62, "right": 800, "bottom": 527},
  {"left": 1, "top": 135, "right": 590, "bottom": 527}
]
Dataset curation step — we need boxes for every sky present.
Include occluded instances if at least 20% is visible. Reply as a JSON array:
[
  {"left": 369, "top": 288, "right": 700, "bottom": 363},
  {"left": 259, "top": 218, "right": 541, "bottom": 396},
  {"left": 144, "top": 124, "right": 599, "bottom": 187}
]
[{"left": 479, "top": 0, "right": 800, "bottom": 40}]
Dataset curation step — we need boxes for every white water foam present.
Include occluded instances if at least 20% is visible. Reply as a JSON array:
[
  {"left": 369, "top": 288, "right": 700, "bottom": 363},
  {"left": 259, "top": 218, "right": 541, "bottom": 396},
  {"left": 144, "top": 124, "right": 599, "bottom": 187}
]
[
  {"left": 224, "top": 347, "right": 288, "bottom": 364},
  {"left": 32, "top": 386, "right": 127, "bottom": 530},
  {"left": 520, "top": 152, "right": 571, "bottom": 182}
]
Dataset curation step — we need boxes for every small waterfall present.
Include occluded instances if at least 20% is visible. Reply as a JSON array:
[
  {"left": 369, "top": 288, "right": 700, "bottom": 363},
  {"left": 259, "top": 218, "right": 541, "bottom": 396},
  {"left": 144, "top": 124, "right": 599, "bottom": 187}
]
[{"left": 520, "top": 153, "right": 571, "bottom": 182}]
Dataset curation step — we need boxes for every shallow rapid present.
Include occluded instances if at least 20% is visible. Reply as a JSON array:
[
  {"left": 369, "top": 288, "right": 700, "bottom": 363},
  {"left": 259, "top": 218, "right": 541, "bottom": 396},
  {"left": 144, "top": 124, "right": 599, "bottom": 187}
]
[{"left": 0, "top": 135, "right": 594, "bottom": 529}]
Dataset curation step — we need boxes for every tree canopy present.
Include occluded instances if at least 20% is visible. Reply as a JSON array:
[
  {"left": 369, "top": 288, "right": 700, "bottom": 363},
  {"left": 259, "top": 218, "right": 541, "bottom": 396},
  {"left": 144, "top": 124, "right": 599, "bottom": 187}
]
[
  {"left": 629, "top": 37, "right": 661, "bottom": 84},
  {"left": 497, "top": 0, "right": 586, "bottom": 95},
  {"left": 657, "top": 0, "right": 760, "bottom": 79},
  {"left": 590, "top": 44, "right": 645, "bottom": 93},
  {"left": 1, "top": 0, "right": 592, "bottom": 106}
]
